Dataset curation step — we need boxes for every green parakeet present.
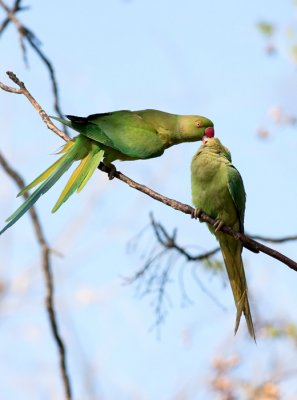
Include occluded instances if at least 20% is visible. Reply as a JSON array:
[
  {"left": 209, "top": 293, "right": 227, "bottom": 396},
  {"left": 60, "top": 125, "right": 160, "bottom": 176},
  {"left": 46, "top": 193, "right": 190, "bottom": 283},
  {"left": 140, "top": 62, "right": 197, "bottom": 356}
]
[
  {"left": 1, "top": 109, "right": 214, "bottom": 234},
  {"left": 191, "top": 137, "right": 255, "bottom": 339}
]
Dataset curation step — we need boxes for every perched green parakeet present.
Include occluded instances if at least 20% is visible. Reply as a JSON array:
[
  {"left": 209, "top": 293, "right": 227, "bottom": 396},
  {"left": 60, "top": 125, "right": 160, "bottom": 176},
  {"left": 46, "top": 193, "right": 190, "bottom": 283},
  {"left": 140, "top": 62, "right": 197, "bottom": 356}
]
[
  {"left": 0, "top": 109, "right": 214, "bottom": 234},
  {"left": 191, "top": 137, "right": 255, "bottom": 339}
]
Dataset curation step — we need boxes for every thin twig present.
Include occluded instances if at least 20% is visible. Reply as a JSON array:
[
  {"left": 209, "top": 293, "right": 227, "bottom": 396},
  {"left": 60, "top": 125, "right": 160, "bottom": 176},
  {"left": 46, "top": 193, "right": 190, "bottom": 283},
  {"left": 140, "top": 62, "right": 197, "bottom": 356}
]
[
  {"left": 0, "top": 152, "right": 72, "bottom": 400},
  {"left": 0, "top": 71, "right": 70, "bottom": 142},
  {"left": 0, "top": 0, "right": 30, "bottom": 65},
  {"left": 0, "top": 0, "right": 23, "bottom": 34},
  {"left": 149, "top": 212, "right": 220, "bottom": 261},
  {"left": 128, "top": 214, "right": 224, "bottom": 316},
  {"left": 0, "top": 0, "right": 67, "bottom": 127},
  {"left": 191, "top": 265, "right": 227, "bottom": 310},
  {"left": 1, "top": 71, "right": 297, "bottom": 273},
  {"left": 0, "top": 0, "right": 23, "bottom": 32},
  {"left": 249, "top": 233, "right": 297, "bottom": 244},
  {"left": 26, "top": 35, "right": 62, "bottom": 117}
]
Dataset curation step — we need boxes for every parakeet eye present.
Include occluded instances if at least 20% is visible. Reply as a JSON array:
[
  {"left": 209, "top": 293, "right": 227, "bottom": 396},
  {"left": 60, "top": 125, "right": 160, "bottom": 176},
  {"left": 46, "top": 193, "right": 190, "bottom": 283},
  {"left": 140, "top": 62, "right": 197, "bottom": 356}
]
[{"left": 195, "top": 120, "right": 202, "bottom": 128}]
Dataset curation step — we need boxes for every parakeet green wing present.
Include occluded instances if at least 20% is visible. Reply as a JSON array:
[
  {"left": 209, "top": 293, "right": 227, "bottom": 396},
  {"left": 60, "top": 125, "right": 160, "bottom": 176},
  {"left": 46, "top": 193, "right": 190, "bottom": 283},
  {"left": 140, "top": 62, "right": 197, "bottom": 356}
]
[
  {"left": 227, "top": 165, "right": 246, "bottom": 231},
  {"left": 76, "top": 111, "right": 165, "bottom": 159}
]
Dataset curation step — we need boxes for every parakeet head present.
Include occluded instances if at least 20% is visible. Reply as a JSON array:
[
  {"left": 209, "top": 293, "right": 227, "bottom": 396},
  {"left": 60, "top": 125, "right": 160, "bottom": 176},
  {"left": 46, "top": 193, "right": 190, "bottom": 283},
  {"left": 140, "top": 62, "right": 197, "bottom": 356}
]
[{"left": 177, "top": 115, "right": 214, "bottom": 143}]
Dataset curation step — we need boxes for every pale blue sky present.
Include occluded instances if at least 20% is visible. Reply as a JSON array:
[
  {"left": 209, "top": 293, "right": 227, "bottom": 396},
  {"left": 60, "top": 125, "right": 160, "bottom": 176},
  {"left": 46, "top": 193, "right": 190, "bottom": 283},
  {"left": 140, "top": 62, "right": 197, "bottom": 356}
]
[{"left": 1, "top": 1, "right": 297, "bottom": 399}]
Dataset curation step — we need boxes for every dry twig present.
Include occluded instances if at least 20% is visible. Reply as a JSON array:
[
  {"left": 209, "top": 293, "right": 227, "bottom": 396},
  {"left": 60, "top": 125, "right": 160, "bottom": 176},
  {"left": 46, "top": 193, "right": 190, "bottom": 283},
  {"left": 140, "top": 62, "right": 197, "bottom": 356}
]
[
  {"left": 149, "top": 212, "right": 220, "bottom": 261},
  {"left": 125, "top": 213, "right": 226, "bottom": 324},
  {"left": 0, "top": 71, "right": 70, "bottom": 142},
  {"left": 147, "top": 214, "right": 297, "bottom": 266},
  {"left": 99, "top": 162, "right": 297, "bottom": 272},
  {"left": 0, "top": 0, "right": 24, "bottom": 34},
  {"left": 250, "top": 233, "right": 297, "bottom": 244},
  {"left": 0, "top": 0, "right": 66, "bottom": 125}
]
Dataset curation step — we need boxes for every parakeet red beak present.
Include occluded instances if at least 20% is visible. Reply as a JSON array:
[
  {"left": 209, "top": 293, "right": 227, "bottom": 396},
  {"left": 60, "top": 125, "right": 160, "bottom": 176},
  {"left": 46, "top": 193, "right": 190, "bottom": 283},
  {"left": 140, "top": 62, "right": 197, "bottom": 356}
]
[
  {"left": 204, "top": 127, "right": 215, "bottom": 138},
  {"left": 202, "top": 127, "right": 214, "bottom": 144}
]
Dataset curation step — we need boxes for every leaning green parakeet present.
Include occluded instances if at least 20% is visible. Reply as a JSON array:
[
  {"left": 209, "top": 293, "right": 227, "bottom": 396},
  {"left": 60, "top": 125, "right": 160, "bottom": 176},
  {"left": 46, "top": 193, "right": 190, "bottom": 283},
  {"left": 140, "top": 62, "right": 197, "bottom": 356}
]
[
  {"left": 0, "top": 109, "right": 214, "bottom": 234},
  {"left": 191, "top": 137, "right": 255, "bottom": 339}
]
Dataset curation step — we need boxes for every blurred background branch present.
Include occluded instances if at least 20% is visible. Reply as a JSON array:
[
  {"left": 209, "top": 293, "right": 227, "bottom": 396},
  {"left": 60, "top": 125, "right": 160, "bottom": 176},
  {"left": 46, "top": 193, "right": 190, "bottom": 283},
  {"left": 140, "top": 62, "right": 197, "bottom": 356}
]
[
  {"left": 0, "top": 0, "right": 67, "bottom": 130},
  {"left": 0, "top": 152, "right": 72, "bottom": 400}
]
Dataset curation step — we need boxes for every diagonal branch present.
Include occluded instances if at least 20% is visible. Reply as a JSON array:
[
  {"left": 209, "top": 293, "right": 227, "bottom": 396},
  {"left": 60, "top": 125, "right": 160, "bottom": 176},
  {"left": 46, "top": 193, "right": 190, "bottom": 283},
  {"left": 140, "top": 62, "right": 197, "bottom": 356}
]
[
  {"left": 99, "top": 164, "right": 297, "bottom": 271},
  {"left": 0, "top": 0, "right": 67, "bottom": 126},
  {"left": 0, "top": 0, "right": 23, "bottom": 34},
  {"left": 0, "top": 0, "right": 24, "bottom": 34},
  {"left": 1, "top": 70, "right": 297, "bottom": 273},
  {"left": 148, "top": 215, "right": 297, "bottom": 263},
  {"left": 0, "top": 71, "right": 70, "bottom": 142},
  {"left": 0, "top": 152, "right": 72, "bottom": 400}
]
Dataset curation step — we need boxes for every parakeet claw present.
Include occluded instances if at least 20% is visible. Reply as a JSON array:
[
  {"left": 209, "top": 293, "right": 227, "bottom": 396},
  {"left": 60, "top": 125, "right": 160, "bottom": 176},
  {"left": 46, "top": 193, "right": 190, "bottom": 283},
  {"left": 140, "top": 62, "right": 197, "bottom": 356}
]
[
  {"left": 107, "top": 163, "right": 117, "bottom": 180},
  {"left": 191, "top": 208, "right": 203, "bottom": 219},
  {"left": 100, "top": 162, "right": 117, "bottom": 180},
  {"left": 214, "top": 219, "right": 224, "bottom": 232}
]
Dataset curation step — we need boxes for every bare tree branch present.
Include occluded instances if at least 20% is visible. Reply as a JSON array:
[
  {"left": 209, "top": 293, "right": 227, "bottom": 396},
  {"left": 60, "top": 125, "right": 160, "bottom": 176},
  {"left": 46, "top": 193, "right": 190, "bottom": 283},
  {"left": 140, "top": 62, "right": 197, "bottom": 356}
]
[
  {"left": 0, "top": 0, "right": 24, "bottom": 34},
  {"left": 0, "top": 0, "right": 67, "bottom": 127},
  {"left": 249, "top": 233, "right": 297, "bottom": 244},
  {"left": 1, "top": 70, "right": 297, "bottom": 274},
  {"left": 124, "top": 243, "right": 174, "bottom": 330},
  {"left": 0, "top": 0, "right": 23, "bottom": 33},
  {"left": 0, "top": 152, "right": 72, "bottom": 400},
  {"left": 148, "top": 214, "right": 297, "bottom": 265},
  {"left": 99, "top": 162, "right": 297, "bottom": 272},
  {"left": 0, "top": 71, "right": 70, "bottom": 141},
  {"left": 149, "top": 212, "right": 220, "bottom": 261},
  {"left": 126, "top": 213, "right": 225, "bottom": 319}
]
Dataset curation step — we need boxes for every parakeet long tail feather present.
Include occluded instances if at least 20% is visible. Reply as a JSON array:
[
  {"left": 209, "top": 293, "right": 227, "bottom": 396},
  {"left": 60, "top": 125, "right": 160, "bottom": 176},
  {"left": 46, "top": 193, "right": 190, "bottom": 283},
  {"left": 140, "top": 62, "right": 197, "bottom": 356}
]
[
  {"left": 77, "top": 149, "right": 104, "bottom": 192},
  {"left": 51, "top": 154, "right": 90, "bottom": 213},
  {"left": 0, "top": 154, "right": 75, "bottom": 235},
  {"left": 219, "top": 237, "right": 256, "bottom": 340},
  {"left": 17, "top": 141, "right": 75, "bottom": 197},
  {"left": 51, "top": 147, "right": 104, "bottom": 212},
  {"left": 0, "top": 136, "right": 104, "bottom": 235}
]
